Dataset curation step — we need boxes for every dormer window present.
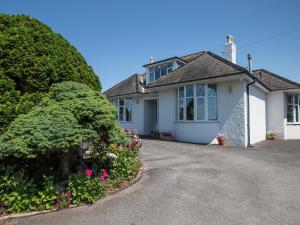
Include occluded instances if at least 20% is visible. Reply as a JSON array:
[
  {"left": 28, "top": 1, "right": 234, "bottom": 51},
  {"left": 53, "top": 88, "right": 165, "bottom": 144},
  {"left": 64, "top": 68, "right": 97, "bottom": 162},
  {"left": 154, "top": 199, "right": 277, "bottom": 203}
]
[{"left": 149, "top": 63, "right": 173, "bottom": 82}]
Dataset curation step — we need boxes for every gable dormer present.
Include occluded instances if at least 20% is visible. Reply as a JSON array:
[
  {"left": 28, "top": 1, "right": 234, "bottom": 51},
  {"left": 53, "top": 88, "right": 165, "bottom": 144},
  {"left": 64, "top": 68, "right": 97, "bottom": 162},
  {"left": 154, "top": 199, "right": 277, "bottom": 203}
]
[{"left": 143, "top": 57, "right": 186, "bottom": 85}]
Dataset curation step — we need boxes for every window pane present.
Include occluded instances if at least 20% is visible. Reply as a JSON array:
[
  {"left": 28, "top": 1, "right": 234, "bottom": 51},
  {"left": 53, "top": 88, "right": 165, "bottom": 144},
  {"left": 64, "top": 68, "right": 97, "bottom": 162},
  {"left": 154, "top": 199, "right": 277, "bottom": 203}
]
[
  {"left": 294, "top": 95, "right": 298, "bottom": 104},
  {"left": 197, "top": 98, "right": 205, "bottom": 120},
  {"left": 167, "top": 67, "right": 173, "bottom": 73},
  {"left": 125, "top": 108, "right": 131, "bottom": 121},
  {"left": 287, "top": 95, "right": 293, "bottom": 104},
  {"left": 196, "top": 84, "right": 205, "bottom": 97},
  {"left": 186, "top": 98, "right": 194, "bottom": 120},
  {"left": 179, "top": 87, "right": 184, "bottom": 98},
  {"left": 125, "top": 99, "right": 132, "bottom": 121},
  {"left": 155, "top": 70, "right": 160, "bottom": 80},
  {"left": 287, "top": 105, "right": 294, "bottom": 122},
  {"left": 296, "top": 104, "right": 299, "bottom": 122},
  {"left": 119, "top": 99, "right": 124, "bottom": 106},
  {"left": 161, "top": 68, "right": 167, "bottom": 76},
  {"left": 208, "top": 84, "right": 217, "bottom": 96},
  {"left": 119, "top": 107, "right": 124, "bottom": 121},
  {"left": 154, "top": 100, "right": 158, "bottom": 122},
  {"left": 208, "top": 97, "right": 217, "bottom": 120},
  {"left": 179, "top": 99, "right": 184, "bottom": 120},
  {"left": 186, "top": 85, "right": 194, "bottom": 97},
  {"left": 150, "top": 72, "right": 154, "bottom": 82}
]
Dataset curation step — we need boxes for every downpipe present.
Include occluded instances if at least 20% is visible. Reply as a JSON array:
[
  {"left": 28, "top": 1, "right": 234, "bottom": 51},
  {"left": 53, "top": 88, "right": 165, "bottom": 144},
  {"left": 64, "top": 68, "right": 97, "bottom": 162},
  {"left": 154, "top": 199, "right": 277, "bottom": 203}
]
[{"left": 246, "top": 53, "right": 255, "bottom": 147}]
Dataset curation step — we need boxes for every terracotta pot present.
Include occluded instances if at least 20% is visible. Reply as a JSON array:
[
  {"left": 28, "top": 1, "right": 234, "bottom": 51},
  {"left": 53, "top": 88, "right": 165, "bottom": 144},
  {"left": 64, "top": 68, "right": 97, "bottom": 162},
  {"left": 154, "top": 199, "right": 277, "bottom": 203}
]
[{"left": 218, "top": 139, "right": 225, "bottom": 145}]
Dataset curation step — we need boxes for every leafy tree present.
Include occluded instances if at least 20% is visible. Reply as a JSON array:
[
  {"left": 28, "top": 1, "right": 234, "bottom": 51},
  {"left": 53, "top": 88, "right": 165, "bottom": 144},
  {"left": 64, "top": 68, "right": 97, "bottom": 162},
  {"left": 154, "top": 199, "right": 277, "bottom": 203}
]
[
  {"left": 0, "top": 70, "right": 20, "bottom": 133},
  {"left": 0, "top": 14, "right": 101, "bottom": 132},
  {"left": 0, "top": 82, "right": 126, "bottom": 177}
]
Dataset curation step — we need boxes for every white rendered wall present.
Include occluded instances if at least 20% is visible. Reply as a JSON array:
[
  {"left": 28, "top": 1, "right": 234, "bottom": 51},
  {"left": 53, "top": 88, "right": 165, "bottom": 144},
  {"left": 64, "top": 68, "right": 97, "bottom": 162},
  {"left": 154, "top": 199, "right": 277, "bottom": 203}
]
[
  {"left": 249, "top": 86, "right": 267, "bottom": 144},
  {"left": 286, "top": 125, "right": 300, "bottom": 139},
  {"left": 218, "top": 80, "right": 247, "bottom": 146},
  {"left": 158, "top": 90, "right": 176, "bottom": 134},
  {"left": 174, "top": 122, "right": 220, "bottom": 143},
  {"left": 266, "top": 91, "right": 285, "bottom": 139}
]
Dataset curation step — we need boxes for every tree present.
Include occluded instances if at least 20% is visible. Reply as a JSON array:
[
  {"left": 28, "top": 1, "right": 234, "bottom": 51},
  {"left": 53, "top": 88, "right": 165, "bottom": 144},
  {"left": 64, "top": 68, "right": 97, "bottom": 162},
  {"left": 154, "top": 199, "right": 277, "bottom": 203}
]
[
  {"left": 0, "top": 82, "right": 126, "bottom": 177},
  {"left": 0, "top": 14, "right": 101, "bottom": 132}
]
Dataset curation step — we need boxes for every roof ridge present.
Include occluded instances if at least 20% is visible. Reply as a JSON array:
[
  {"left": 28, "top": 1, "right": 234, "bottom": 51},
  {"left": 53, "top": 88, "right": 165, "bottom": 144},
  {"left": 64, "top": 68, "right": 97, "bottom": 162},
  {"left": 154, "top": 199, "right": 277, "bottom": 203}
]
[
  {"left": 104, "top": 73, "right": 140, "bottom": 94},
  {"left": 254, "top": 69, "right": 300, "bottom": 87},
  {"left": 179, "top": 50, "right": 206, "bottom": 59},
  {"left": 205, "top": 51, "right": 249, "bottom": 74}
]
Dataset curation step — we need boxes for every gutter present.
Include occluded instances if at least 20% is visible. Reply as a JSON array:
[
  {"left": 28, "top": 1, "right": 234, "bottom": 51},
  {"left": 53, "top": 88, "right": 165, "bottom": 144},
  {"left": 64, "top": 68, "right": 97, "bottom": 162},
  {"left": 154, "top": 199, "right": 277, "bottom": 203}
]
[{"left": 246, "top": 54, "right": 256, "bottom": 147}]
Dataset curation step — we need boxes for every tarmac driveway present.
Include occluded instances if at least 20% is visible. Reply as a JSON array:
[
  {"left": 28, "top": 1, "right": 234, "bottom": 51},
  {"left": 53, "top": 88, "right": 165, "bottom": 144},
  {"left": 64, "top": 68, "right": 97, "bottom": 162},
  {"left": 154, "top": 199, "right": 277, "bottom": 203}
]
[{"left": 4, "top": 139, "right": 300, "bottom": 225}]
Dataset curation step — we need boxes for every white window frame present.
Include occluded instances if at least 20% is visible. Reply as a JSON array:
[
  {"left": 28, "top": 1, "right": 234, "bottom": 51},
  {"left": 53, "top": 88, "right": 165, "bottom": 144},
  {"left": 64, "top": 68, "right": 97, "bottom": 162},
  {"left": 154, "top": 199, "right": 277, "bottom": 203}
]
[
  {"left": 111, "top": 98, "right": 132, "bottom": 122},
  {"left": 287, "top": 94, "right": 300, "bottom": 124},
  {"left": 149, "top": 62, "right": 174, "bottom": 82},
  {"left": 176, "top": 84, "right": 218, "bottom": 122}
]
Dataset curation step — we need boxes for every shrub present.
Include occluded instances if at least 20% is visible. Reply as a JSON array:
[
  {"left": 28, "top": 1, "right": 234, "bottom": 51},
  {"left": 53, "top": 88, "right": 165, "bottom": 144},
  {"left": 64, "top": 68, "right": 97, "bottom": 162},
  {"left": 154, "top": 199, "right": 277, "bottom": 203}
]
[
  {"left": 0, "top": 166, "right": 57, "bottom": 213},
  {"left": 110, "top": 148, "right": 141, "bottom": 180},
  {"left": 0, "top": 82, "right": 126, "bottom": 177},
  {"left": 67, "top": 174, "right": 105, "bottom": 205},
  {"left": 0, "top": 14, "right": 101, "bottom": 133}
]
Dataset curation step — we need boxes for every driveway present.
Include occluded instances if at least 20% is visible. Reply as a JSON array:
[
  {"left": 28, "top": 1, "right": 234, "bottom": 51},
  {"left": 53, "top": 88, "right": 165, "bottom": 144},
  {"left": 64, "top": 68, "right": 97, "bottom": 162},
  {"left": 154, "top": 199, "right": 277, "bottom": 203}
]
[{"left": 4, "top": 139, "right": 300, "bottom": 225}]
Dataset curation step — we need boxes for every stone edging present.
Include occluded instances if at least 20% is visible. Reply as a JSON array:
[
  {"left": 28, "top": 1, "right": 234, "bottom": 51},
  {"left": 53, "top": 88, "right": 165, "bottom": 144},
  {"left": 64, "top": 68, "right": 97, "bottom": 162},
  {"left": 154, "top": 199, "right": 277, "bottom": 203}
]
[{"left": 0, "top": 165, "right": 143, "bottom": 222}]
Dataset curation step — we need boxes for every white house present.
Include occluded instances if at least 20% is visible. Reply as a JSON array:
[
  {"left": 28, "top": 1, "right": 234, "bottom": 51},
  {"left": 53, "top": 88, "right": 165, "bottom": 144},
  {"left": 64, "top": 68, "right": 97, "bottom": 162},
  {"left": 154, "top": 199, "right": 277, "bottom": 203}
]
[{"left": 105, "top": 36, "right": 300, "bottom": 147}]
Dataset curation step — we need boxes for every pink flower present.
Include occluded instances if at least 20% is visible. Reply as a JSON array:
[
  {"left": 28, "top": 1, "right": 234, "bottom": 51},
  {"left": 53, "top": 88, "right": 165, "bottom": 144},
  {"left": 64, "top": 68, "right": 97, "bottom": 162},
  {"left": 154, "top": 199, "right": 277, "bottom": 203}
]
[
  {"left": 85, "top": 169, "right": 93, "bottom": 177},
  {"left": 99, "top": 169, "right": 108, "bottom": 182},
  {"left": 66, "top": 192, "right": 72, "bottom": 207}
]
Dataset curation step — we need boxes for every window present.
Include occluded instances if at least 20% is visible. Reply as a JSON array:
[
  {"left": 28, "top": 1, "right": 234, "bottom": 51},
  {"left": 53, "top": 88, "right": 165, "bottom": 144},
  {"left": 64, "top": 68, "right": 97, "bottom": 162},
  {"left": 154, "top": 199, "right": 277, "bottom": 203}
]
[
  {"left": 287, "top": 94, "right": 299, "bottom": 123},
  {"left": 176, "top": 84, "right": 218, "bottom": 121},
  {"left": 111, "top": 98, "right": 132, "bottom": 122},
  {"left": 149, "top": 63, "right": 173, "bottom": 82}
]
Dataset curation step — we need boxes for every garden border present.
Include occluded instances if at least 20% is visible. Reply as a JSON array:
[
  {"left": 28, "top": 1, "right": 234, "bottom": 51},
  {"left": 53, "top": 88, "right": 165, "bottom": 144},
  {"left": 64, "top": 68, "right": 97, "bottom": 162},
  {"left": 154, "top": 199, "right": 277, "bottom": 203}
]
[{"left": 0, "top": 165, "right": 143, "bottom": 222}]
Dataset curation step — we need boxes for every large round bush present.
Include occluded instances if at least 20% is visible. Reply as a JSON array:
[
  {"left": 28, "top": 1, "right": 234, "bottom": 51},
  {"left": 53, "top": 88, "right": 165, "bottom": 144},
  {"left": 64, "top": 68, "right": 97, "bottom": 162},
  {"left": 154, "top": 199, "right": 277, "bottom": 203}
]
[{"left": 0, "top": 14, "right": 101, "bottom": 132}]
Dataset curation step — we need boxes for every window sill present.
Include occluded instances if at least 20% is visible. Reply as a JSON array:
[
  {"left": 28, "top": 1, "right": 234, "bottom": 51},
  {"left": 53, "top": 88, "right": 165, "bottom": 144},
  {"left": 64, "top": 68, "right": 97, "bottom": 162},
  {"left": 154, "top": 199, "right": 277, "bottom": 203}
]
[
  {"left": 175, "top": 120, "right": 220, "bottom": 124},
  {"left": 286, "top": 123, "right": 300, "bottom": 126},
  {"left": 119, "top": 121, "right": 133, "bottom": 123}
]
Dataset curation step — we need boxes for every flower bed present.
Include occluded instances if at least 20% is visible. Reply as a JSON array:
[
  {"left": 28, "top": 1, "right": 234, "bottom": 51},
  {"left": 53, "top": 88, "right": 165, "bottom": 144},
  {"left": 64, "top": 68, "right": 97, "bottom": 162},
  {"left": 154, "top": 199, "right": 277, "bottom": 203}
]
[{"left": 0, "top": 129, "right": 142, "bottom": 215}]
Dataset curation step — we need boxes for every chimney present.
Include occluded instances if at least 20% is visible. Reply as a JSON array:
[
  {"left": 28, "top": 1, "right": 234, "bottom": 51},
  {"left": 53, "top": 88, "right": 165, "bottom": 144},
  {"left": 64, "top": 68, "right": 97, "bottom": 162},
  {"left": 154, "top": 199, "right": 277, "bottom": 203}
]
[
  {"left": 149, "top": 57, "right": 155, "bottom": 64},
  {"left": 223, "top": 35, "right": 236, "bottom": 64}
]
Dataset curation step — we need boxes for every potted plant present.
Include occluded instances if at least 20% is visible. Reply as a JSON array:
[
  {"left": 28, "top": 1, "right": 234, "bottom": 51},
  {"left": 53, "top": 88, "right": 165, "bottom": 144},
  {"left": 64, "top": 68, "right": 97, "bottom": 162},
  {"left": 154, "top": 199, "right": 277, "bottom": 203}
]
[
  {"left": 151, "top": 130, "right": 160, "bottom": 139},
  {"left": 215, "top": 133, "right": 225, "bottom": 145},
  {"left": 161, "top": 132, "right": 173, "bottom": 141},
  {"left": 266, "top": 131, "right": 276, "bottom": 140}
]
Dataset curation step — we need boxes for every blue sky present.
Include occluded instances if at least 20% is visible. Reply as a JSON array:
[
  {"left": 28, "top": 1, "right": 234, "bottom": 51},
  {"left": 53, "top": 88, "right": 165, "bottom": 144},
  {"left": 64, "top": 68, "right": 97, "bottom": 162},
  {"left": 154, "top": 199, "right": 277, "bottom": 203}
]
[{"left": 1, "top": 0, "right": 300, "bottom": 91}]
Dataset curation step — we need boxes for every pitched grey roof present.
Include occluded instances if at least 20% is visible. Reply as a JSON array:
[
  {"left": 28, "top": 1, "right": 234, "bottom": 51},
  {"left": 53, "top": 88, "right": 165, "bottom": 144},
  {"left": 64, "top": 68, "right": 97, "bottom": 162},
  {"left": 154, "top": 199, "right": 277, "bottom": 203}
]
[
  {"left": 105, "top": 52, "right": 300, "bottom": 97},
  {"left": 253, "top": 69, "right": 300, "bottom": 91},
  {"left": 104, "top": 74, "right": 152, "bottom": 98},
  {"left": 147, "top": 51, "right": 249, "bottom": 87}
]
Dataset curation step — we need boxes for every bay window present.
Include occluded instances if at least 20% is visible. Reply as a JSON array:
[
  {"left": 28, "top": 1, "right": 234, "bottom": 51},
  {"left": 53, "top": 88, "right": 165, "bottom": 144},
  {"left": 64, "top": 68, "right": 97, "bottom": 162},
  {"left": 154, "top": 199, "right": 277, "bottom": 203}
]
[
  {"left": 177, "top": 84, "right": 218, "bottom": 121},
  {"left": 287, "top": 94, "right": 299, "bottom": 123}
]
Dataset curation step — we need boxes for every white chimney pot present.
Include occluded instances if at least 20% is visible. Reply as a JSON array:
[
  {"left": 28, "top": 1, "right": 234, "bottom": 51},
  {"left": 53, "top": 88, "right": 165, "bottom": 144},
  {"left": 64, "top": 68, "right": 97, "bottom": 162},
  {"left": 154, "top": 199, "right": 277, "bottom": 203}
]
[
  {"left": 223, "top": 35, "right": 236, "bottom": 64},
  {"left": 149, "top": 57, "right": 155, "bottom": 63}
]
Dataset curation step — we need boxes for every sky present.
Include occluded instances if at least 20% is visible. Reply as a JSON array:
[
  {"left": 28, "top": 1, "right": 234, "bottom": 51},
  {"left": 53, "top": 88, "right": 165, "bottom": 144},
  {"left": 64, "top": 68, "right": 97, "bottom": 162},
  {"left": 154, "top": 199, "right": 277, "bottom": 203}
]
[{"left": 1, "top": 0, "right": 300, "bottom": 91}]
